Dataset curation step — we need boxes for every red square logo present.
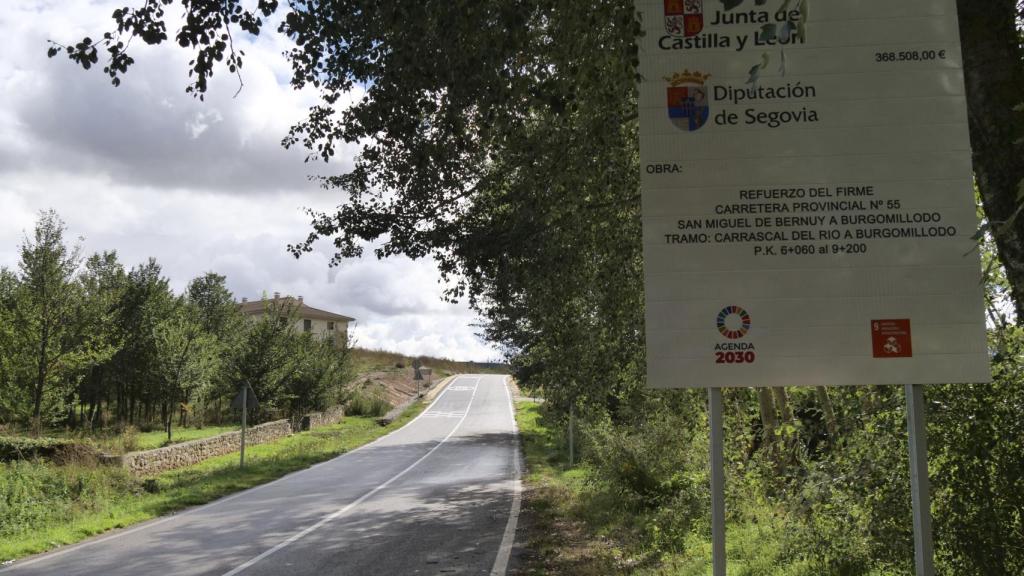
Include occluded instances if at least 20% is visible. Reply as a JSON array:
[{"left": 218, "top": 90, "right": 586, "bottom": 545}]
[{"left": 872, "top": 319, "right": 912, "bottom": 358}]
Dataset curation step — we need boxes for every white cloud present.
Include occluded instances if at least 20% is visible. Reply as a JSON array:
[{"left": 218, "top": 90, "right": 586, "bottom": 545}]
[
  {"left": 187, "top": 110, "right": 224, "bottom": 139},
  {"left": 0, "top": 0, "right": 499, "bottom": 362}
]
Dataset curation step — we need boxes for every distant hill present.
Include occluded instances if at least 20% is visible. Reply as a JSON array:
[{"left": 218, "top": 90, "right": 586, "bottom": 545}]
[
  {"left": 350, "top": 348, "right": 509, "bottom": 376},
  {"left": 347, "top": 348, "right": 509, "bottom": 409}
]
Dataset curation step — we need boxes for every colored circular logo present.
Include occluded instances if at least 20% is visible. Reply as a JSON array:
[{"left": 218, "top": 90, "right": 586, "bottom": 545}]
[{"left": 717, "top": 306, "right": 751, "bottom": 340}]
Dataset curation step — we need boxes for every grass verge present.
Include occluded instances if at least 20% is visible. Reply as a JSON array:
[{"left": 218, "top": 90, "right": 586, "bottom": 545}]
[
  {"left": 515, "top": 400, "right": 638, "bottom": 575},
  {"left": 0, "top": 400, "right": 428, "bottom": 563},
  {"left": 515, "top": 402, "right": 900, "bottom": 576}
]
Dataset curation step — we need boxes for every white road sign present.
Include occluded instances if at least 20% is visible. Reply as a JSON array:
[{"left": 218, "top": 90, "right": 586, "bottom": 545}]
[{"left": 638, "top": 0, "right": 991, "bottom": 388}]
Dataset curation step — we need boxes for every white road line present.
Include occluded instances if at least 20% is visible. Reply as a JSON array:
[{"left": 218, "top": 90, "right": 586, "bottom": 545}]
[
  {"left": 220, "top": 377, "right": 482, "bottom": 576},
  {"left": 490, "top": 376, "right": 523, "bottom": 576},
  {"left": 0, "top": 376, "right": 466, "bottom": 573},
  {"left": 422, "top": 410, "right": 468, "bottom": 418}
]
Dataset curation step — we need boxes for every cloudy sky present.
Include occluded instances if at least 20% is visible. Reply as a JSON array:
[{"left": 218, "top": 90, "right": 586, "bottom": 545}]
[{"left": 0, "top": 0, "right": 499, "bottom": 362}]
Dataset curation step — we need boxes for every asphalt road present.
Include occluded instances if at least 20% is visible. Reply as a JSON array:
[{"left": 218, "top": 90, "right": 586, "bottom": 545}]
[{"left": 1, "top": 374, "right": 523, "bottom": 576}]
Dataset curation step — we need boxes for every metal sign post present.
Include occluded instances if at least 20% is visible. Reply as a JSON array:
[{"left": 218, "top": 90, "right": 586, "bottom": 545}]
[
  {"left": 906, "top": 384, "right": 935, "bottom": 576},
  {"left": 708, "top": 387, "right": 726, "bottom": 576},
  {"left": 240, "top": 384, "right": 247, "bottom": 469},
  {"left": 413, "top": 361, "right": 424, "bottom": 396},
  {"left": 231, "top": 382, "right": 258, "bottom": 470}
]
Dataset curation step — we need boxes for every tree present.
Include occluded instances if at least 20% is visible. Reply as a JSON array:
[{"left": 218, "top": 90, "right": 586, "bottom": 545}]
[
  {"left": 15, "top": 210, "right": 84, "bottom": 431},
  {"left": 112, "top": 258, "right": 176, "bottom": 426},
  {"left": 186, "top": 272, "right": 240, "bottom": 340},
  {"left": 184, "top": 271, "right": 243, "bottom": 420},
  {"left": 0, "top": 268, "right": 28, "bottom": 425},
  {"left": 227, "top": 297, "right": 299, "bottom": 421},
  {"left": 957, "top": 0, "right": 1024, "bottom": 319},
  {"left": 74, "top": 251, "right": 128, "bottom": 428},
  {"left": 285, "top": 333, "right": 352, "bottom": 423},
  {"left": 152, "top": 302, "right": 217, "bottom": 440}
]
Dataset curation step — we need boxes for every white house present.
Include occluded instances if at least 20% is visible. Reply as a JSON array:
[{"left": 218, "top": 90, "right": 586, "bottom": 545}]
[{"left": 239, "top": 293, "right": 354, "bottom": 348}]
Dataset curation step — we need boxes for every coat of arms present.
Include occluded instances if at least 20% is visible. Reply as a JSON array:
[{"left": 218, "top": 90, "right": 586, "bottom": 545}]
[
  {"left": 665, "top": 70, "right": 711, "bottom": 132},
  {"left": 665, "top": 0, "right": 704, "bottom": 37}
]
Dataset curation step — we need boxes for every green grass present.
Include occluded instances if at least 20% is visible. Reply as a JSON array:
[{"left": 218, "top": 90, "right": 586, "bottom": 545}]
[
  {"left": 0, "top": 401, "right": 428, "bottom": 562},
  {"left": 344, "top": 386, "right": 393, "bottom": 417},
  {"left": 514, "top": 402, "right": 898, "bottom": 576},
  {"left": 515, "top": 401, "right": 634, "bottom": 575}
]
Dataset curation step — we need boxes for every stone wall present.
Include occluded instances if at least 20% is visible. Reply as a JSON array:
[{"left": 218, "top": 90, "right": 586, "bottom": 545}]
[
  {"left": 302, "top": 406, "right": 345, "bottom": 431},
  {"left": 109, "top": 405, "right": 349, "bottom": 476},
  {"left": 117, "top": 419, "right": 292, "bottom": 477}
]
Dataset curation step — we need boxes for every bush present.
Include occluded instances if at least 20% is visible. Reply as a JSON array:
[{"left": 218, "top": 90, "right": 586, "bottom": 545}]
[
  {"left": 582, "top": 409, "right": 707, "bottom": 515},
  {"left": 0, "top": 436, "right": 88, "bottom": 462},
  {"left": 345, "top": 388, "right": 392, "bottom": 417},
  {"left": 0, "top": 460, "right": 136, "bottom": 541},
  {"left": 118, "top": 426, "right": 140, "bottom": 453}
]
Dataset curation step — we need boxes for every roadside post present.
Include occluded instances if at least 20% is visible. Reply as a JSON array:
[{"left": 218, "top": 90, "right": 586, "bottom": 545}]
[
  {"left": 708, "top": 387, "right": 725, "bottom": 576},
  {"left": 907, "top": 383, "right": 935, "bottom": 573},
  {"left": 413, "top": 358, "right": 424, "bottom": 396},
  {"left": 635, "top": 1, "right": 990, "bottom": 574},
  {"left": 241, "top": 386, "right": 246, "bottom": 468},
  {"left": 422, "top": 367, "right": 433, "bottom": 394},
  {"left": 231, "top": 382, "right": 258, "bottom": 469}
]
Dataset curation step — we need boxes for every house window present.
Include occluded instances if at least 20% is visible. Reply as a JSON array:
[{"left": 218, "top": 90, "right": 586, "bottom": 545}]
[
  {"left": 303, "top": 319, "right": 312, "bottom": 332},
  {"left": 327, "top": 321, "right": 335, "bottom": 331}
]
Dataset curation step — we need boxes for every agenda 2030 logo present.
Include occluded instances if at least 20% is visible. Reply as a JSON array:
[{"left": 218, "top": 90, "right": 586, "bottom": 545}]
[
  {"left": 664, "top": 70, "right": 711, "bottom": 132},
  {"left": 714, "top": 306, "right": 757, "bottom": 364}
]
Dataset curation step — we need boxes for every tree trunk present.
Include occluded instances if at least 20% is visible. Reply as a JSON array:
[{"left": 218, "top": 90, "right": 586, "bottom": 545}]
[
  {"left": 815, "top": 385, "right": 839, "bottom": 440},
  {"left": 179, "top": 396, "right": 188, "bottom": 428},
  {"left": 772, "top": 387, "right": 794, "bottom": 423},
  {"left": 162, "top": 402, "right": 171, "bottom": 442},
  {"left": 957, "top": 0, "right": 1024, "bottom": 318},
  {"left": 32, "top": 321, "right": 50, "bottom": 435},
  {"left": 757, "top": 388, "right": 777, "bottom": 442}
]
